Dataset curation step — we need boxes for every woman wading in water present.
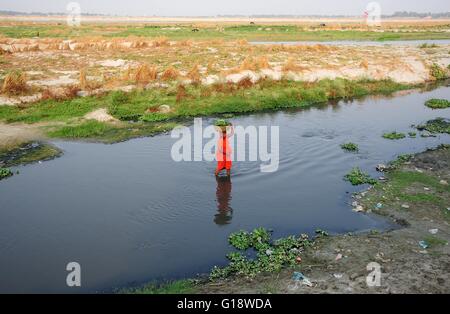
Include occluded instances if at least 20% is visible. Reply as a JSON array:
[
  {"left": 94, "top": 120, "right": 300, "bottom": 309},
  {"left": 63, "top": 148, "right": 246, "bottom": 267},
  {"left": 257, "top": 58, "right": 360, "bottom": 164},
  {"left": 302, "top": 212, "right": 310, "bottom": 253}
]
[{"left": 215, "top": 122, "right": 234, "bottom": 177}]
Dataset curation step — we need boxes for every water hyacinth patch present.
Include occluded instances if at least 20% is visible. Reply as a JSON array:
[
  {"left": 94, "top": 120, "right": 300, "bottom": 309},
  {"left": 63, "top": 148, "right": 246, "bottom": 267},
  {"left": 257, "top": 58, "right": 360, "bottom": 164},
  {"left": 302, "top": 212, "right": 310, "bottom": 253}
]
[
  {"left": 340, "top": 142, "right": 359, "bottom": 152},
  {"left": 344, "top": 167, "right": 378, "bottom": 186},
  {"left": 210, "top": 228, "right": 314, "bottom": 280},
  {"left": 417, "top": 118, "right": 450, "bottom": 134},
  {"left": 425, "top": 99, "right": 450, "bottom": 109},
  {"left": 382, "top": 131, "right": 406, "bottom": 140},
  {"left": 0, "top": 168, "right": 13, "bottom": 180}
]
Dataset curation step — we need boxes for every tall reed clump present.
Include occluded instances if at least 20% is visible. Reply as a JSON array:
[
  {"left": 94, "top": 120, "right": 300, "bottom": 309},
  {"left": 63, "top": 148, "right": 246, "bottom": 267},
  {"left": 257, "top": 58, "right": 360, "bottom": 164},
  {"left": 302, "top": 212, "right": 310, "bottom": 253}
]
[
  {"left": 161, "top": 66, "right": 180, "bottom": 81},
  {"left": 134, "top": 63, "right": 158, "bottom": 85},
  {"left": 1, "top": 70, "right": 28, "bottom": 95}
]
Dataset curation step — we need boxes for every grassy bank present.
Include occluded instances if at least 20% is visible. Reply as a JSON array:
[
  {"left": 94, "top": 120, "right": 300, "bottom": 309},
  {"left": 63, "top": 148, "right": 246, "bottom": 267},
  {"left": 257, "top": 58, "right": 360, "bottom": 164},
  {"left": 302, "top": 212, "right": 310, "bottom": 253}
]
[{"left": 0, "top": 78, "right": 413, "bottom": 142}]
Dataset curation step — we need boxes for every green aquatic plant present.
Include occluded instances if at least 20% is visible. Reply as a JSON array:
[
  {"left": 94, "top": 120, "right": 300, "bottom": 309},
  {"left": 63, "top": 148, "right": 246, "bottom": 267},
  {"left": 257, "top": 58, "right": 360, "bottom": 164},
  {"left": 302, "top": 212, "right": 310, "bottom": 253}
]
[
  {"left": 382, "top": 131, "right": 406, "bottom": 140},
  {"left": 228, "top": 230, "right": 252, "bottom": 250},
  {"left": 211, "top": 228, "right": 313, "bottom": 280},
  {"left": 0, "top": 168, "right": 13, "bottom": 180},
  {"left": 425, "top": 98, "right": 450, "bottom": 109},
  {"left": 408, "top": 132, "right": 417, "bottom": 138},
  {"left": 340, "top": 142, "right": 359, "bottom": 152},
  {"left": 344, "top": 167, "right": 378, "bottom": 186},
  {"left": 214, "top": 119, "right": 231, "bottom": 127},
  {"left": 417, "top": 118, "right": 450, "bottom": 134}
]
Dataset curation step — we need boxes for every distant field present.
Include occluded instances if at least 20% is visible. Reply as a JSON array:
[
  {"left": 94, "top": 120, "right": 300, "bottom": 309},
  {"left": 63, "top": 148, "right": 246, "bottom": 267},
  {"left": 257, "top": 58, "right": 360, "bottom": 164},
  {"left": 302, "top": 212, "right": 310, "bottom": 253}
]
[{"left": 0, "top": 16, "right": 450, "bottom": 41}]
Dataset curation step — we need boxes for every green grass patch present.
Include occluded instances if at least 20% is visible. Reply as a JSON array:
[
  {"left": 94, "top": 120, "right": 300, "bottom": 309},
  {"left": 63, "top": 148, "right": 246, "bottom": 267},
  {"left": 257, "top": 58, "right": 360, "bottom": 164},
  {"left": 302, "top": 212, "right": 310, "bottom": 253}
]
[
  {"left": 344, "top": 167, "right": 378, "bottom": 185},
  {"left": 430, "top": 63, "right": 448, "bottom": 80},
  {"left": 340, "top": 142, "right": 359, "bottom": 152},
  {"left": 47, "top": 121, "right": 115, "bottom": 139},
  {"left": 423, "top": 236, "right": 448, "bottom": 248},
  {"left": 124, "top": 280, "right": 197, "bottom": 294},
  {"left": 47, "top": 120, "right": 178, "bottom": 142},
  {"left": 425, "top": 98, "right": 450, "bottom": 109},
  {"left": 383, "top": 131, "right": 406, "bottom": 140}
]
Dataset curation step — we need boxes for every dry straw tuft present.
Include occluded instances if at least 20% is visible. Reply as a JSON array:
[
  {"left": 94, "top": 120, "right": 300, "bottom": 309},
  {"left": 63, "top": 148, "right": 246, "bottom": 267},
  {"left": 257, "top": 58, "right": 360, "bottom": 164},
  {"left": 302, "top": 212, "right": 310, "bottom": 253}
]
[
  {"left": 161, "top": 66, "right": 180, "bottom": 81},
  {"left": 2, "top": 70, "right": 28, "bottom": 95}
]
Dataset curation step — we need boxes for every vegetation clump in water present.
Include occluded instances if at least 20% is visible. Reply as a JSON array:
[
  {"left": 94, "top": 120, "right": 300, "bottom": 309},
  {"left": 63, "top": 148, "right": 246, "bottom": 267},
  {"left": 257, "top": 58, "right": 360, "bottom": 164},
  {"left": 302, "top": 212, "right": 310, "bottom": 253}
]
[
  {"left": 344, "top": 167, "right": 378, "bottom": 186},
  {"left": 0, "top": 142, "right": 62, "bottom": 167},
  {"left": 340, "top": 142, "right": 359, "bottom": 152},
  {"left": 209, "top": 227, "right": 314, "bottom": 280},
  {"left": 0, "top": 168, "right": 13, "bottom": 180},
  {"left": 424, "top": 98, "right": 450, "bottom": 109},
  {"left": 382, "top": 131, "right": 406, "bottom": 140},
  {"left": 417, "top": 118, "right": 450, "bottom": 134}
]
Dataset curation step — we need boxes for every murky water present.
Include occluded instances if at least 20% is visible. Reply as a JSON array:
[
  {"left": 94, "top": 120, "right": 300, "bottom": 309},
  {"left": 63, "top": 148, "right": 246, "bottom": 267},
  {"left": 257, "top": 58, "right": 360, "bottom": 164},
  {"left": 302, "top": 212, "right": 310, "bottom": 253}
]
[{"left": 0, "top": 83, "right": 449, "bottom": 293}]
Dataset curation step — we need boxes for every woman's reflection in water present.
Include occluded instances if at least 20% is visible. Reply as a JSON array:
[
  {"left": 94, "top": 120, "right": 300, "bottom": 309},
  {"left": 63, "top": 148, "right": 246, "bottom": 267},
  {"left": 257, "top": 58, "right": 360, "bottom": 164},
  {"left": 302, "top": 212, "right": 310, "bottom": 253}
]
[{"left": 214, "top": 176, "right": 233, "bottom": 225}]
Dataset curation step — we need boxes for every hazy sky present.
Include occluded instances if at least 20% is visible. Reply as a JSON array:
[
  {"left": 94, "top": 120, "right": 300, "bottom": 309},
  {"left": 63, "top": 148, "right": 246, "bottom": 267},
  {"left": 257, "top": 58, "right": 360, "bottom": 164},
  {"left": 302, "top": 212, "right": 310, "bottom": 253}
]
[{"left": 0, "top": 0, "right": 449, "bottom": 16}]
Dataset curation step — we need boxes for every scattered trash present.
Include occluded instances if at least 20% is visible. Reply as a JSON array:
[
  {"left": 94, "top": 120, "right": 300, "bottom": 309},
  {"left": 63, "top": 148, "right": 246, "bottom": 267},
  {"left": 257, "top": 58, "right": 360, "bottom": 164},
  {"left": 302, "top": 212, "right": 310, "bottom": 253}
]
[
  {"left": 419, "top": 240, "right": 429, "bottom": 249},
  {"left": 352, "top": 201, "right": 358, "bottom": 207},
  {"left": 376, "top": 203, "right": 383, "bottom": 209},
  {"left": 424, "top": 187, "right": 430, "bottom": 191},
  {"left": 376, "top": 164, "right": 387, "bottom": 172},
  {"left": 353, "top": 205, "right": 364, "bottom": 212},
  {"left": 439, "top": 180, "right": 448, "bottom": 186},
  {"left": 429, "top": 229, "right": 438, "bottom": 234},
  {"left": 296, "top": 256, "right": 302, "bottom": 264},
  {"left": 379, "top": 176, "right": 386, "bottom": 181},
  {"left": 333, "top": 273, "right": 343, "bottom": 279},
  {"left": 401, "top": 204, "right": 410, "bottom": 209},
  {"left": 292, "top": 272, "right": 312, "bottom": 287},
  {"left": 265, "top": 249, "right": 273, "bottom": 256},
  {"left": 335, "top": 253, "right": 343, "bottom": 261}
]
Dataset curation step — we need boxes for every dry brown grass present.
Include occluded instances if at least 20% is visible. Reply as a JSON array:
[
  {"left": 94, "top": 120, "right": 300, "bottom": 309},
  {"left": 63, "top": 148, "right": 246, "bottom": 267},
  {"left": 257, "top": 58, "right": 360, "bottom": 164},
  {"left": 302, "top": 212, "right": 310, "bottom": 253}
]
[
  {"left": 237, "top": 39, "right": 248, "bottom": 46},
  {"left": 176, "top": 84, "right": 188, "bottom": 103},
  {"left": 360, "top": 60, "right": 369, "bottom": 69},
  {"left": 239, "top": 57, "right": 257, "bottom": 71},
  {"left": 256, "top": 56, "right": 271, "bottom": 69},
  {"left": 134, "top": 63, "right": 158, "bottom": 84},
  {"left": 237, "top": 76, "right": 254, "bottom": 89},
  {"left": 1, "top": 70, "right": 28, "bottom": 95},
  {"left": 282, "top": 58, "right": 307, "bottom": 73},
  {"left": 187, "top": 64, "right": 201, "bottom": 82},
  {"left": 79, "top": 68, "right": 87, "bottom": 89},
  {"left": 41, "top": 85, "right": 80, "bottom": 101},
  {"left": 161, "top": 66, "right": 180, "bottom": 81},
  {"left": 153, "top": 36, "right": 170, "bottom": 47}
]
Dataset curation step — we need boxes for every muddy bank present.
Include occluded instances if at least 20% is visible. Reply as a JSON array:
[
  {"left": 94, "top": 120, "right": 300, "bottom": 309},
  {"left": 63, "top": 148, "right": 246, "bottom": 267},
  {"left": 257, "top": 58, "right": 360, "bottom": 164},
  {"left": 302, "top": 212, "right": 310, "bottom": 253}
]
[
  {"left": 0, "top": 141, "right": 62, "bottom": 167},
  {"left": 187, "top": 146, "right": 450, "bottom": 294}
]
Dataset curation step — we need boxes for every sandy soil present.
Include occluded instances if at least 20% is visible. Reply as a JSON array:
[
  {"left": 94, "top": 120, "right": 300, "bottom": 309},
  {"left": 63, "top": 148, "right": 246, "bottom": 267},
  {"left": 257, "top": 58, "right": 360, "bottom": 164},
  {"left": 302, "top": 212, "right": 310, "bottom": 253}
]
[
  {"left": 197, "top": 147, "right": 450, "bottom": 294},
  {"left": 0, "top": 122, "right": 45, "bottom": 149}
]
